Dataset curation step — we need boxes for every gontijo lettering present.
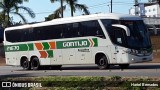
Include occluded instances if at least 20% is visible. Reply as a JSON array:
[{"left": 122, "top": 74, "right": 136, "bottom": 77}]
[
  {"left": 63, "top": 41, "right": 88, "bottom": 47},
  {"left": 56, "top": 38, "right": 98, "bottom": 49}
]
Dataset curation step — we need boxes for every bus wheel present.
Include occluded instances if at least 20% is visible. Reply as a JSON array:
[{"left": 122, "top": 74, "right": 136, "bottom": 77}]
[
  {"left": 119, "top": 64, "right": 129, "bottom": 69},
  {"left": 97, "top": 56, "right": 109, "bottom": 69},
  {"left": 21, "top": 58, "right": 31, "bottom": 70},
  {"left": 31, "top": 57, "right": 40, "bottom": 70}
]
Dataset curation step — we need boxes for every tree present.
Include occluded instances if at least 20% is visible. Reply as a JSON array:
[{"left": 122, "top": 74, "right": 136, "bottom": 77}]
[
  {"left": 0, "top": 0, "right": 35, "bottom": 27},
  {"left": 50, "top": 0, "right": 64, "bottom": 18},
  {"left": 49, "top": 0, "right": 90, "bottom": 19},
  {"left": 66, "top": 0, "right": 90, "bottom": 17}
]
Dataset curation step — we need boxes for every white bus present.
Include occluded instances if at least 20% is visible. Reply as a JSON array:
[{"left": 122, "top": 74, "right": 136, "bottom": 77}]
[{"left": 4, "top": 13, "right": 153, "bottom": 70}]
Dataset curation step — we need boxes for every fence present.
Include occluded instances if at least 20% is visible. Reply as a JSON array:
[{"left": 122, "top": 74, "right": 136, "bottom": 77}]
[
  {"left": 143, "top": 17, "right": 160, "bottom": 25},
  {"left": 151, "top": 36, "right": 160, "bottom": 52}
]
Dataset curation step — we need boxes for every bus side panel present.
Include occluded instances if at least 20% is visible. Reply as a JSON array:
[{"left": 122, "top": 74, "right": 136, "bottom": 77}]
[
  {"left": 5, "top": 52, "right": 20, "bottom": 66},
  {"left": 4, "top": 43, "right": 28, "bottom": 66},
  {"left": 39, "top": 58, "right": 51, "bottom": 65},
  {"left": 50, "top": 49, "right": 63, "bottom": 65},
  {"left": 75, "top": 47, "right": 92, "bottom": 64},
  {"left": 92, "top": 47, "right": 112, "bottom": 63},
  {"left": 91, "top": 38, "right": 113, "bottom": 64},
  {"left": 29, "top": 48, "right": 51, "bottom": 66},
  {"left": 115, "top": 47, "right": 129, "bottom": 63},
  {"left": 61, "top": 48, "right": 76, "bottom": 64}
]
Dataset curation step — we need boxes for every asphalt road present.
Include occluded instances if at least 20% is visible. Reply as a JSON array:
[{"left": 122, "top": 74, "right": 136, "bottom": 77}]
[{"left": 0, "top": 63, "right": 160, "bottom": 78}]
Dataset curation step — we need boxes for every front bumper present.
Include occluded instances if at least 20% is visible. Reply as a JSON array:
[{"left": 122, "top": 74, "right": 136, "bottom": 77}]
[{"left": 128, "top": 54, "right": 153, "bottom": 63}]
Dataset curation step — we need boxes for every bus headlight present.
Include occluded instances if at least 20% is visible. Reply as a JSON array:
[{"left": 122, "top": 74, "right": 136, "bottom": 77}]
[
  {"left": 131, "top": 49, "right": 135, "bottom": 54},
  {"left": 131, "top": 49, "right": 138, "bottom": 55},
  {"left": 123, "top": 49, "right": 138, "bottom": 55}
]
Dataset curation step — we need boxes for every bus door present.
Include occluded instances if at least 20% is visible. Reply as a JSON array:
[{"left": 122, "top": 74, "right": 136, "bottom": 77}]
[
  {"left": 112, "top": 27, "right": 127, "bottom": 63},
  {"left": 110, "top": 45, "right": 118, "bottom": 63}
]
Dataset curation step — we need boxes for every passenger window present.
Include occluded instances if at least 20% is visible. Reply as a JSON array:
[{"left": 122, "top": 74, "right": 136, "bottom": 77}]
[
  {"left": 6, "top": 20, "right": 105, "bottom": 42},
  {"left": 6, "top": 30, "right": 23, "bottom": 42},
  {"left": 20, "top": 29, "right": 30, "bottom": 42},
  {"left": 79, "top": 20, "right": 105, "bottom": 38},
  {"left": 63, "top": 24, "right": 72, "bottom": 38},
  {"left": 112, "top": 27, "right": 127, "bottom": 46},
  {"left": 33, "top": 24, "right": 63, "bottom": 40}
]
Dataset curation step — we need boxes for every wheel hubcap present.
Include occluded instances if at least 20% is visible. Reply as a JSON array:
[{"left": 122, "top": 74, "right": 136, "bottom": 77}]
[
  {"left": 23, "top": 61, "right": 28, "bottom": 68},
  {"left": 32, "top": 60, "right": 38, "bottom": 67},
  {"left": 99, "top": 58, "right": 105, "bottom": 66}
]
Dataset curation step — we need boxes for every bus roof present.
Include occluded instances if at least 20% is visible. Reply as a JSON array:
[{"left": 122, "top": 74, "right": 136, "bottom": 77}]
[{"left": 5, "top": 13, "right": 142, "bottom": 31}]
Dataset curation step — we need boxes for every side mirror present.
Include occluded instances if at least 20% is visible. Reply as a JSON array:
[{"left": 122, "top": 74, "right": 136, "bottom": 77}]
[{"left": 112, "top": 24, "right": 130, "bottom": 36}]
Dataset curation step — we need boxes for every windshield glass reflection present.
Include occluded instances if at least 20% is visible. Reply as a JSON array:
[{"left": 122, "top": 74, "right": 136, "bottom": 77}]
[{"left": 101, "top": 19, "right": 151, "bottom": 49}]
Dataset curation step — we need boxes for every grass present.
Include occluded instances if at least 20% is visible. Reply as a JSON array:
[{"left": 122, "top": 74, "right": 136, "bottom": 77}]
[{"left": 1, "top": 76, "right": 160, "bottom": 90}]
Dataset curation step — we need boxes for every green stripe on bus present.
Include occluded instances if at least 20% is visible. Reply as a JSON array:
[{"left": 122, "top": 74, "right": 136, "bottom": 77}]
[
  {"left": 5, "top": 44, "right": 34, "bottom": 52},
  {"left": 47, "top": 50, "right": 54, "bottom": 58},
  {"left": 56, "top": 38, "right": 98, "bottom": 49},
  {"left": 28, "top": 44, "right": 34, "bottom": 50},
  {"left": 92, "top": 38, "right": 98, "bottom": 47},
  {"left": 42, "top": 42, "right": 50, "bottom": 50},
  {"left": 5, "top": 38, "right": 98, "bottom": 52}
]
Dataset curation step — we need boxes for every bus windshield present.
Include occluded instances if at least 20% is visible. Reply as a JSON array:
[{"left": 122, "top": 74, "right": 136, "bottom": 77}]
[{"left": 101, "top": 19, "right": 152, "bottom": 49}]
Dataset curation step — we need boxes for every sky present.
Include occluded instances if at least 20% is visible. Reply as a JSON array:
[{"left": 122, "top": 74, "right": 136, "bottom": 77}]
[{"left": 12, "top": 0, "right": 149, "bottom": 23}]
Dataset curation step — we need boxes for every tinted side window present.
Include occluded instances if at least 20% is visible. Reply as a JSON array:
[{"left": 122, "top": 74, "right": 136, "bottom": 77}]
[
  {"left": 45, "top": 25, "right": 63, "bottom": 39},
  {"left": 112, "top": 27, "right": 127, "bottom": 46},
  {"left": 6, "top": 30, "right": 21, "bottom": 42},
  {"left": 6, "top": 28, "right": 33, "bottom": 42},
  {"left": 33, "top": 25, "right": 63, "bottom": 40},
  {"left": 33, "top": 27, "right": 46, "bottom": 40},
  {"left": 52, "top": 25, "right": 63, "bottom": 39},
  {"left": 20, "top": 29, "right": 30, "bottom": 42},
  {"left": 63, "top": 24, "right": 73, "bottom": 38},
  {"left": 5, "top": 20, "right": 105, "bottom": 42},
  {"left": 62, "top": 23, "right": 80, "bottom": 38},
  {"left": 79, "top": 20, "right": 105, "bottom": 38}
]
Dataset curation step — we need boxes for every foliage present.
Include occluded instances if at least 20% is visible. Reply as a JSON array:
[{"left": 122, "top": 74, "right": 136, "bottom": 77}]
[
  {"left": 2, "top": 76, "right": 160, "bottom": 90},
  {"left": 46, "top": 0, "right": 90, "bottom": 21},
  {"left": 109, "top": 75, "right": 122, "bottom": 81},
  {"left": 0, "top": 0, "right": 35, "bottom": 27}
]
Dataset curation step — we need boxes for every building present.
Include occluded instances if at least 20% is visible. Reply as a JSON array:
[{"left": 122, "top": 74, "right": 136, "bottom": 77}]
[
  {"left": 129, "top": 2, "right": 160, "bottom": 17},
  {"left": 129, "top": 1, "right": 160, "bottom": 35},
  {"left": 145, "top": 3, "right": 160, "bottom": 17}
]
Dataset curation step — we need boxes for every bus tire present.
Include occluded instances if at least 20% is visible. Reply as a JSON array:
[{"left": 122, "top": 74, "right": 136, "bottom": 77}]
[
  {"left": 119, "top": 64, "right": 129, "bottom": 69},
  {"left": 97, "top": 55, "right": 109, "bottom": 69},
  {"left": 31, "top": 57, "right": 40, "bottom": 70},
  {"left": 21, "top": 58, "right": 31, "bottom": 70}
]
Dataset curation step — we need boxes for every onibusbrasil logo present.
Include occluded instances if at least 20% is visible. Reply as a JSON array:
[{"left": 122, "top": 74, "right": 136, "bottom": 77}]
[{"left": 2, "top": 82, "right": 42, "bottom": 88}]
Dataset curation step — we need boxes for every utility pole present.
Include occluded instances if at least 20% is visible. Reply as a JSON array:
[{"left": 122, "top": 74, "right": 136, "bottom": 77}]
[
  {"left": 135, "top": 0, "right": 138, "bottom": 5},
  {"left": 135, "top": 0, "right": 139, "bottom": 15},
  {"left": 111, "top": 0, "right": 112, "bottom": 13},
  {"left": 61, "top": 0, "right": 63, "bottom": 18}
]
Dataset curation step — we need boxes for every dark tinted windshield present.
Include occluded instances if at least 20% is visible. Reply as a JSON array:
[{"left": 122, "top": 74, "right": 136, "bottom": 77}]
[
  {"left": 120, "top": 20, "right": 151, "bottom": 49},
  {"left": 101, "top": 19, "right": 151, "bottom": 49}
]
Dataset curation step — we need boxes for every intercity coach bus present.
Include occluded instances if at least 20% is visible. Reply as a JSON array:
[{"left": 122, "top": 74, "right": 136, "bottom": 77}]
[{"left": 4, "top": 13, "right": 153, "bottom": 70}]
